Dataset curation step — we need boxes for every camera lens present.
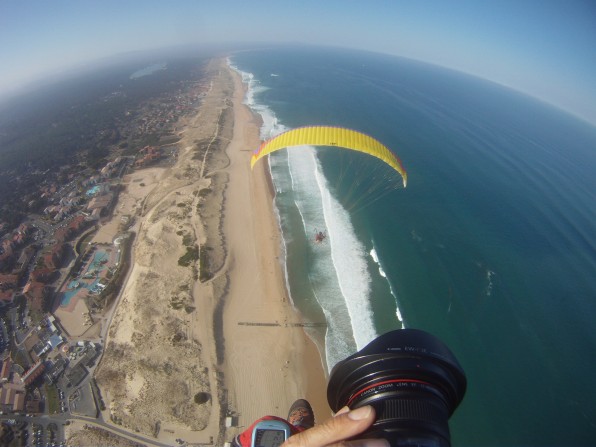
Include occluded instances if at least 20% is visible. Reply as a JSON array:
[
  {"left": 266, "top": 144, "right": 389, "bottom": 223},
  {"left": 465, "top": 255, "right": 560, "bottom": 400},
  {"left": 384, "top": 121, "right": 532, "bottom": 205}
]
[{"left": 327, "top": 329, "right": 466, "bottom": 447}]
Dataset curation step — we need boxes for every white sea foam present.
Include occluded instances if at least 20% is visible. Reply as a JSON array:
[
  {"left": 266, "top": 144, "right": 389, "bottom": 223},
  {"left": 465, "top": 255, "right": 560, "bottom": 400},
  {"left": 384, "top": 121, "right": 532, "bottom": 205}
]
[
  {"left": 370, "top": 248, "right": 386, "bottom": 278},
  {"left": 287, "top": 147, "right": 379, "bottom": 367},
  {"left": 228, "top": 58, "right": 276, "bottom": 139},
  {"left": 229, "top": 58, "right": 378, "bottom": 370},
  {"left": 286, "top": 147, "right": 357, "bottom": 367},
  {"left": 315, "top": 157, "right": 378, "bottom": 352},
  {"left": 486, "top": 269, "right": 495, "bottom": 297},
  {"left": 370, "top": 245, "right": 405, "bottom": 329}
]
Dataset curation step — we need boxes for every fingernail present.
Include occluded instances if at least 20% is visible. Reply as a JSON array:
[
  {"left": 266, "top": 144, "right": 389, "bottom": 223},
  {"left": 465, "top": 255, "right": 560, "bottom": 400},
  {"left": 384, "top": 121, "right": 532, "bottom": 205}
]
[{"left": 348, "top": 405, "right": 372, "bottom": 421}]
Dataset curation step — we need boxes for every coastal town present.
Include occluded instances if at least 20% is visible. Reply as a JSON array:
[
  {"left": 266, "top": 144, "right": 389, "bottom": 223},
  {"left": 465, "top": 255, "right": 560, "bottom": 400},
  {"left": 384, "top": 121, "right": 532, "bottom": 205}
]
[
  {"left": 0, "top": 56, "right": 327, "bottom": 447},
  {"left": 0, "top": 64, "right": 210, "bottom": 446}
]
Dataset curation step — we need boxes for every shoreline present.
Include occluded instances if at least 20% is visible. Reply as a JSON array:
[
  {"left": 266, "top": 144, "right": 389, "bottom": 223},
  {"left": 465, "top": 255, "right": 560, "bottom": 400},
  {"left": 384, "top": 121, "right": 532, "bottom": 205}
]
[
  {"left": 83, "top": 58, "right": 329, "bottom": 446},
  {"left": 223, "top": 63, "right": 329, "bottom": 432}
]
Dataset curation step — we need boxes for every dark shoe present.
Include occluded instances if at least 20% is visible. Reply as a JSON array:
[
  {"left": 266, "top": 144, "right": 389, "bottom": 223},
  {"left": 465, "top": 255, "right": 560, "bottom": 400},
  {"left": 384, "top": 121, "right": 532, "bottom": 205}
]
[{"left": 287, "top": 399, "right": 315, "bottom": 429}]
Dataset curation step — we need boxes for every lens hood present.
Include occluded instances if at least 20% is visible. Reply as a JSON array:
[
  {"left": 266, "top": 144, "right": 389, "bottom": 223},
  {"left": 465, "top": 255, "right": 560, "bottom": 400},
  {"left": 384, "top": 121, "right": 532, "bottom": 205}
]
[{"left": 327, "top": 329, "right": 466, "bottom": 446}]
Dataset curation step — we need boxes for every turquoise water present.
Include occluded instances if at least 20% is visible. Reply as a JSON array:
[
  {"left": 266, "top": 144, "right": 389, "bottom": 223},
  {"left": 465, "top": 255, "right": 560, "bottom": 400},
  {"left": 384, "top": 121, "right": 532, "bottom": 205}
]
[
  {"left": 86, "top": 185, "right": 100, "bottom": 196},
  {"left": 60, "top": 250, "right": 110, "bottom": 306},
  {"left": 90, "top": 250, "right": 108, "bottom": 269},
  {"left": 230, "top": 47, "right": 596, "bottom": 446},
  {"left": 60, "top": 286, "right": 79, "bottom": 307}
]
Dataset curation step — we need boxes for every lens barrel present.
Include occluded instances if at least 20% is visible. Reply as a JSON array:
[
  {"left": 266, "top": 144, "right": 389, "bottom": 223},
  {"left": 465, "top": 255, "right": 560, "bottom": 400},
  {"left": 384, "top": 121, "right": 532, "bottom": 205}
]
[{"left": 327, "top": 329, "right": 466, "bottom": 447}]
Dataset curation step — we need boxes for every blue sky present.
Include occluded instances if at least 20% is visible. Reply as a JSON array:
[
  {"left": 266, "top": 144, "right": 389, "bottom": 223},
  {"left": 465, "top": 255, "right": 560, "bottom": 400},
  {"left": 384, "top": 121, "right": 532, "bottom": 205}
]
[{"left": 1, "top": 0, "right": 595, "bottom": 125}]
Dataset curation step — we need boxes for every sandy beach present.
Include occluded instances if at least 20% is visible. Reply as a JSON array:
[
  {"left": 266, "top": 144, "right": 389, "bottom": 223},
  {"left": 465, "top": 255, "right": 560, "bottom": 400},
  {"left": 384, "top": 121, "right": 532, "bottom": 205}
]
[
  {"left": 223, "top": 61, "right": 329, "bottom": 429},
  {"left": 84, "top": 58, "right": 328, "bottom": 446}
]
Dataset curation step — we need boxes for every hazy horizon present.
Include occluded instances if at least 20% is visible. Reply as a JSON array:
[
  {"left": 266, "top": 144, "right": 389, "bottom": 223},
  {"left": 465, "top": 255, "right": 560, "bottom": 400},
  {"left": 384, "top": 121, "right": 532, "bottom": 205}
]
[{"left": 1, "top": 0, "right": 595, "bottom": 125}]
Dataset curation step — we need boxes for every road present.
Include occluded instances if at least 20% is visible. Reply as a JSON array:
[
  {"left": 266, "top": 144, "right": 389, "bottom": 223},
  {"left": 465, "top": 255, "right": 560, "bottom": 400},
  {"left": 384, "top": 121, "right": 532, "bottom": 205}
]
[{"left": 0, "top": 413, "right": 175, "bottom": 447}]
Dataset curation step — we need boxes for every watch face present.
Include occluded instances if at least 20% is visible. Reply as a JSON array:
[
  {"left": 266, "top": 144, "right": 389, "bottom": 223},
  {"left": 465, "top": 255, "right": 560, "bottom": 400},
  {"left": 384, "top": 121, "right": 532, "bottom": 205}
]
[{"left": 254, "top": 428, "right": 286, "bottom": 447}]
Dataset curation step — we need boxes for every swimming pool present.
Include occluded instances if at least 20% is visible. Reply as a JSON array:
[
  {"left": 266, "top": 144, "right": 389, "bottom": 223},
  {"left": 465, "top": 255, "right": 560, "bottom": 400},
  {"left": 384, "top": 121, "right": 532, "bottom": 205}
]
[
  {"left": 60, "top": 250, "right": 110, "bottom": 307},
  {"left": 86, "top": 185, "right": 100, "bottom": 196}
]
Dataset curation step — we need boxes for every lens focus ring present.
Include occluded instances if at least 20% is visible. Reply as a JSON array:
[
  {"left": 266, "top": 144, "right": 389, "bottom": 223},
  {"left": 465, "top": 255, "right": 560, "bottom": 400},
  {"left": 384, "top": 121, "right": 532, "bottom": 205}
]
[{"left": 379, "top": 398, "right": 448, "bottom": 422}]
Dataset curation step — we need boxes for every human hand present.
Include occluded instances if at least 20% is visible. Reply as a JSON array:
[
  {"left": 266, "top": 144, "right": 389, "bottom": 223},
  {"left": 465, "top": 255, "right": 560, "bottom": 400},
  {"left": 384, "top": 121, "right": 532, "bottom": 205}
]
[{"left": 281, "top": 405, "right": 389, "bottom": 447}]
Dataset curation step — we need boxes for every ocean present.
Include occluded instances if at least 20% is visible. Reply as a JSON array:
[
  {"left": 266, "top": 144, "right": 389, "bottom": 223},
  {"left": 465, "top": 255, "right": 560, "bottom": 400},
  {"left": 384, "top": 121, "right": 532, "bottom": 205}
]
[{"left": 229, "top": 47, "right": 596, "bottom": 446}]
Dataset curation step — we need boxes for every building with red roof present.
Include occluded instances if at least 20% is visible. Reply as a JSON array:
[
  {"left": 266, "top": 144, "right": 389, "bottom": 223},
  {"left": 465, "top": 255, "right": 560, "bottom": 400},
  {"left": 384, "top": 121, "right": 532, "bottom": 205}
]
[
  {"left": 1, "top": 239, "right": 14, "bottom": 256},
  {"left": 0, "top": 358, "right": 11, "bottom": 383},
  {"left": 23, "top": 281, "right": 49, "bottom": 312},
  {"left": 21, "top": 361, "right": 45, "bottom": 387},
  {"left": 0, "top": 274, "right": 18, "bottom": 290},
  {"left": 43, "top": 243, "right": 65, "bottom": 270},
  {"left": 30, "top": 268, "right": 54, "bottom": 284},
  {"left": 0, "top": 289, "right": 14, "bottom": 303}
]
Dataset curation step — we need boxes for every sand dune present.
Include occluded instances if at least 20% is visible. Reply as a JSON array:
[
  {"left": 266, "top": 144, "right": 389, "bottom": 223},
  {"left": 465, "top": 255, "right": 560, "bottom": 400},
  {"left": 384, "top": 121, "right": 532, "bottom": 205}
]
[{"left": 92, "top": 59, "right": 328, "bottom": 446}]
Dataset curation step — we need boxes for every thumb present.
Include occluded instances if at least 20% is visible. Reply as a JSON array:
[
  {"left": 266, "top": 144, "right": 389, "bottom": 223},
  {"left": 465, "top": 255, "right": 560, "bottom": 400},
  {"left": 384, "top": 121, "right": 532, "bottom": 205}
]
[{"left": 282, "top": 406, "right": 387, "bottom": 447}]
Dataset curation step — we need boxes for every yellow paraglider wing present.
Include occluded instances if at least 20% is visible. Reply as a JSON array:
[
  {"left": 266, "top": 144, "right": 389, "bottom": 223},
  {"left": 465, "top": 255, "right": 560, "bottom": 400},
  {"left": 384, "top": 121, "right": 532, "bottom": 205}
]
[{"left": 251, "top": 126, "right": 407, "bottom": 187}]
